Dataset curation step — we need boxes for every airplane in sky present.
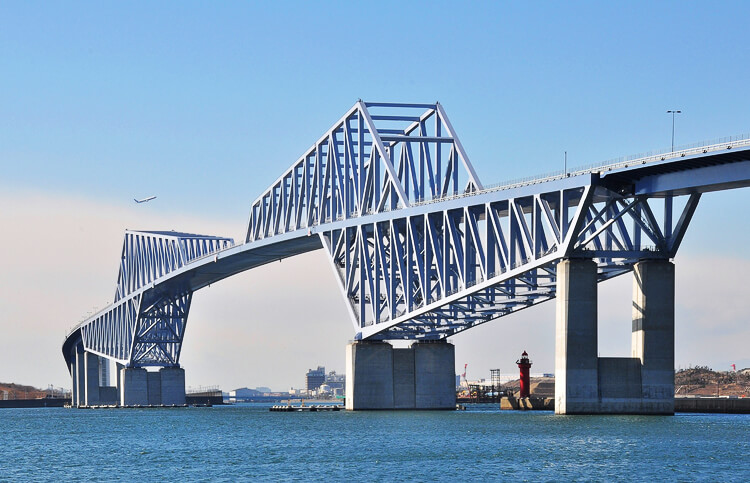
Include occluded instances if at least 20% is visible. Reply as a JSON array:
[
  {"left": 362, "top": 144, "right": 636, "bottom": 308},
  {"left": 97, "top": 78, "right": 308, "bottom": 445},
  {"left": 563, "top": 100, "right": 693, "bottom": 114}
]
[{"left": 134, "top": 196, "right": 157, "bottom": 204}]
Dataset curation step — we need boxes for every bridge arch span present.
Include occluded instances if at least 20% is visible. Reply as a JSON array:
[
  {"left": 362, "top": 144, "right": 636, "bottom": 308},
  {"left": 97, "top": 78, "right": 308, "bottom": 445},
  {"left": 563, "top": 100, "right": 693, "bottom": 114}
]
[{"left": 63, "top": 101, "right": 750, "bottom": 411}]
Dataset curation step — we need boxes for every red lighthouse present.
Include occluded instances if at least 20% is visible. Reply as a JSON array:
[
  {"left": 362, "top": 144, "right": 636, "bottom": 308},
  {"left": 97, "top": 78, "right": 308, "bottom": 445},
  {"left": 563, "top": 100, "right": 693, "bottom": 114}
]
[{"left": 516, "top": 351, "right": 532, "bottom": 398}]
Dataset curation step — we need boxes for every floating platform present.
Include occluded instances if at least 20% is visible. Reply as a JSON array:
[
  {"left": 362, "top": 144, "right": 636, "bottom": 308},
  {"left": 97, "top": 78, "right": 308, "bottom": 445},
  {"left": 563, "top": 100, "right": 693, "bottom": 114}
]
[
  {"left": 500, "top": 396, "right": 554, "bottom": 410},
  {"left": 270, "top": 405, "right": 342, "bottom": 412}
]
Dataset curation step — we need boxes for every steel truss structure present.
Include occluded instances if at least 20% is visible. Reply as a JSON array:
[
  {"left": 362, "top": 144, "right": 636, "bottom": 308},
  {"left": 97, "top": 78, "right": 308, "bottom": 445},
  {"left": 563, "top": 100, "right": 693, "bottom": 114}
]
[
  {"left": 63, "top": 101, "right": 750, "bottom": 371},
  {"left": 246, "top": 102, "right": 482, "bottom": 242},
  {"left": 75, "top": 231, "right": 232, "bottom": 366},
  {"left": 321, "top": 182, "right": 700, "bottom": 340}
]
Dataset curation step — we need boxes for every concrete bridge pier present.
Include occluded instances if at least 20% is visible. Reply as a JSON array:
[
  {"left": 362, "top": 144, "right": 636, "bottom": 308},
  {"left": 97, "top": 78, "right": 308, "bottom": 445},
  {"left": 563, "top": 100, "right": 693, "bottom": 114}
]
[
  {"left": 555, "top": 258, "right": 675, "bottom": 414},
  {"left": 67, "top": 346, "right": 185, "bottom": 407},
  {"left": 70, "top": 345, "right": 80, "bottom": 406},
  {"left": 118, "top": 366, "right": 186, "bottom": 406},
  {"left": 69, "top": 359, "right": 77, "bottom": 407},
  {"left": 83, "top": 351, "right": 100, "bottom": 407},
  {"left": 75, "top": 345, "right": 85, "bottom": 406},
  {"left": 68, "top": 349, "right": 118, "bottom": 407},
  {"left": 345, "top": 340, "right": 455, "bottom": 410},
  {"left": 632, "top": 260, "right": 675, "bottom": 413}
]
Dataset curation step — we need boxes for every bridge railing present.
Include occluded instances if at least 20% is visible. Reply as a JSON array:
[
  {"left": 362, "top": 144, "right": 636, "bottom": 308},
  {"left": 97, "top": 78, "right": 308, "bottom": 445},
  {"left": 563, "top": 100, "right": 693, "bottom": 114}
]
[
  {"left": 409, "top": 133, "right": 750, "bottom": 209},
  {"left": 573, "top": 133, "right": 750, "bottom": 174}
]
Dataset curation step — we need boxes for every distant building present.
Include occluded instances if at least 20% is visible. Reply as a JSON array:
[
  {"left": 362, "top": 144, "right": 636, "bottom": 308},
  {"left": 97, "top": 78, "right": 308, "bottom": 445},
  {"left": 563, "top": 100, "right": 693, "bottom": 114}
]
[
  {"left": 304, "top": 367, "right": 346, "bottom": 395},
  {"left": 306, "top": 366, "right": 326, "bottom": 391},
  {"left": 325, "top": 370, "right": 345, "bottom": 391},
  {"left": 229, "top": 387, "right": 263, "bottom": 401}
]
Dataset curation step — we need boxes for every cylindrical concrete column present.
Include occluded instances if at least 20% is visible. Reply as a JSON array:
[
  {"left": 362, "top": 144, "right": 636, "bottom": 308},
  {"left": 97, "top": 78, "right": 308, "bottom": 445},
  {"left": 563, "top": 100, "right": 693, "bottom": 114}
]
[{"left": 555, "top": 258, "right": 599, "bottom": 414}]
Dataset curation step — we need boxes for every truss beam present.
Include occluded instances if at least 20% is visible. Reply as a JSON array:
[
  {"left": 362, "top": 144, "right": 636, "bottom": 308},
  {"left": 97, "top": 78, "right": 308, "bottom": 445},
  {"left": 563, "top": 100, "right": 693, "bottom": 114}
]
[{"left": 321, "top": 183, "right": 700, "bottom": 341}]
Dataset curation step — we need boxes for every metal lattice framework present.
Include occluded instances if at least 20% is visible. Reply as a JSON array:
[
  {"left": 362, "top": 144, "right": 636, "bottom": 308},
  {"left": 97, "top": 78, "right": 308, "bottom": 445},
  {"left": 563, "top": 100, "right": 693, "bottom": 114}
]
[
  {"left": 115, "top": 230, "right": 232, "bottom": 301},
  {"left": 77, "top": 231, "right": 233, "bottom": 366},
  {"left": 63, "top": 101, "right": 750, "bottom": 371},
  {"left": 246, "top": 102, "right": 482, "bottom": 242},
  {"left": 320, "top": 181, "right": 701, "bottom": 340}
]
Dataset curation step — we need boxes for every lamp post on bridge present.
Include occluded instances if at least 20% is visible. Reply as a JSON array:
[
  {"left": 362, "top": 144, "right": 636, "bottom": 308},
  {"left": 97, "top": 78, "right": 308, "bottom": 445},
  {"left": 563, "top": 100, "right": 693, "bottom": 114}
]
[{"left": 667, "top": 110, "right": 682, "bottom": 152}]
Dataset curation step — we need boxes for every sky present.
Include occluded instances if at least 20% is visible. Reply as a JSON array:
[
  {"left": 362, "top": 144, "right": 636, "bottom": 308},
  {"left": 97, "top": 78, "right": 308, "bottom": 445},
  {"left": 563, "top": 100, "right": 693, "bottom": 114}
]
[{"left": 1, "top": 1, "right": 749, "bottom": 392}]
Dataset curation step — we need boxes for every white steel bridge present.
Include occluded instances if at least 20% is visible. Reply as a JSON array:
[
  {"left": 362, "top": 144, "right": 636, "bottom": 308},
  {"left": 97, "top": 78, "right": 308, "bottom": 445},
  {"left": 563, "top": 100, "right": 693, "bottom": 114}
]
[{"left": 62, "top": 101, "right": 750, "bottom": 380}]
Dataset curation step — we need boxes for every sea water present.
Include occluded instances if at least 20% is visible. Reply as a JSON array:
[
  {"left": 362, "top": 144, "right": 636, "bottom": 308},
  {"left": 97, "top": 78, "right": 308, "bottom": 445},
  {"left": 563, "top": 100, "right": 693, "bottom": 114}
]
[{"left": 1, "top": 404, "right": 748, "bottom": 481}]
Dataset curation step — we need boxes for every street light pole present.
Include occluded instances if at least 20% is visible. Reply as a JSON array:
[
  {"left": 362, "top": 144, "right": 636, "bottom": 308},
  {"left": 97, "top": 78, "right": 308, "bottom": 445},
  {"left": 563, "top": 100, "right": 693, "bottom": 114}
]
[{"left": 667, "top": 110, "right": 682, "bottom": 152}]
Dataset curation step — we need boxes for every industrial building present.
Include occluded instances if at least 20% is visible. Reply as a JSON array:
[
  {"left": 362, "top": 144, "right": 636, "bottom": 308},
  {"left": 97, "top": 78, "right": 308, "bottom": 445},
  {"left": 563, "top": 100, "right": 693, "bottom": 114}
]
[{"left": 306, "top": 366, "right": 326, "bottom": 391}]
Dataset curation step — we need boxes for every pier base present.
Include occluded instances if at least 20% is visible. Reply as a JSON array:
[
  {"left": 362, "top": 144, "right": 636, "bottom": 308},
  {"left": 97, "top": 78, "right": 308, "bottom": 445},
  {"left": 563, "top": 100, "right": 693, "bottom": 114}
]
[
  {"left": 119, "top": 366, "right": 186, "bottom": 407},
  {"left": 346, "top": 340, "right": 455, "bottom": 410},
  {"left": 67, "top": 346, "right": 186, "bottom": 408},
  {"left": 120, "top": 368, "right": 149, "bottom": 406},
  {"left": 84, "top": 352, "right": 100, "bottom": 406},
  {"left": 632, "top": 260, "right": 675, "bottom": 414},
  {"left": 160, "top": 367, "right": 186, "bottom": 405},
  {"left": 555, "top": 259, "right": 675, "bottom": 415}
]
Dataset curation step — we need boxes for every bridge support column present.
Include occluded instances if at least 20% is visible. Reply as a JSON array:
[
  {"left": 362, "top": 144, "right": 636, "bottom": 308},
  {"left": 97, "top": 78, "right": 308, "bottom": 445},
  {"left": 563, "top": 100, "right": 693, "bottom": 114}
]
[
  {"left": 120, "top": 367, "right": 148, "bottom": 406},
  {"left": 632, "top": 260, "right": 675, "bottom": 414},
  {"left": 83, "top": 352, "right": 100, "bottom": 406},
  {"left": 346, "top": 341, "right": 394, "bottom": 410},
  {"left": 555, "top": 259, "right": 599, "bottom": 414},
  {"left": 414, "top": 342, "right": 456, "bottom": 409},
  {"left": 69, "top": 344, "right": 80, "bottom": 406},
  {"left": 69, "top": 360, "right": 77, "bottom": 406},
  {"left": 118, "top": 366, "right": 185, "bottom": 406},
  {"left": 346, "top": 340, "right": 455, "bottom": 410},
  {"left": 160, "top": 367, "right": 186, "bottom": 405},
  {"left": 555, "top": 258, "right": 676, "bottom": 415},
  {"left": 75, "top": 345, "right": 85, "bottom": 407}
]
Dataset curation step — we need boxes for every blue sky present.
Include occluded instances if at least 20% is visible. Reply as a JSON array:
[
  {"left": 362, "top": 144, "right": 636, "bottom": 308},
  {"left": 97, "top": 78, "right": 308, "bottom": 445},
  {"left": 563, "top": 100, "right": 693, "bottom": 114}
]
[
  {"left": 4, "top": 1, "right": 749, "bottom": 222},
  {"left": 1, "top": 2, "right": 749, "bottom": 390}
]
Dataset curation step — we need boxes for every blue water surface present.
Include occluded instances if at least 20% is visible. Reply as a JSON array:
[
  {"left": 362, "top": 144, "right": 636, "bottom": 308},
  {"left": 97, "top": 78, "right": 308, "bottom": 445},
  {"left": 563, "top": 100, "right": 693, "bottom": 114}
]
[{"left": 1, "top": 404, "right": 748, "bottom": 481}]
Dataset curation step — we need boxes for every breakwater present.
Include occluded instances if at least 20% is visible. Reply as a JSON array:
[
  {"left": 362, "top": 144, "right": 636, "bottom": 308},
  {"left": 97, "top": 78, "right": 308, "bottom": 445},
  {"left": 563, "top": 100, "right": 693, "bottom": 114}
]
[
  {"left": 675, "top": 397, "right": 750, "bottom": 413},
  {"left": 0, "top": 397, "right": 68, "bottom": 408}
]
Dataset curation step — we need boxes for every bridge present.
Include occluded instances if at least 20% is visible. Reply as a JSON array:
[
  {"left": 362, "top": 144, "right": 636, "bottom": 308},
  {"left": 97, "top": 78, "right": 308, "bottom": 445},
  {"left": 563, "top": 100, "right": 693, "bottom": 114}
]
[{"left": 63, "top": 101, "right": 750, "bottom": 413}]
